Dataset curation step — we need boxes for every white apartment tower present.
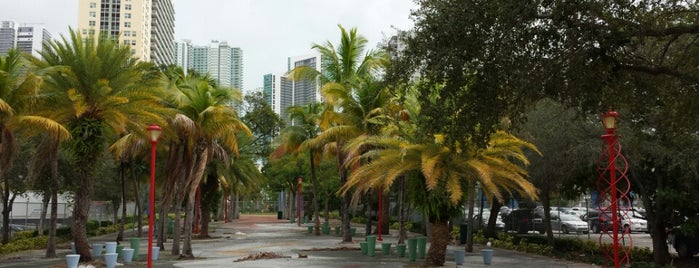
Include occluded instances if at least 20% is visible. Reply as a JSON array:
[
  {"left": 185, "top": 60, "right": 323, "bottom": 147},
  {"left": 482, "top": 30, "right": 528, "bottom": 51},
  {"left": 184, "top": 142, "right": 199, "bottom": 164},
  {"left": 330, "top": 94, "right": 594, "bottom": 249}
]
[
  {"left": 16, "top": 24, "right": 52, "bottom": 58},
  {"left": 175, "top": 40, "right": 244, "bottom": 90},
  {"left": 77, "top": 0, "right": 174, "bottom": 65}
]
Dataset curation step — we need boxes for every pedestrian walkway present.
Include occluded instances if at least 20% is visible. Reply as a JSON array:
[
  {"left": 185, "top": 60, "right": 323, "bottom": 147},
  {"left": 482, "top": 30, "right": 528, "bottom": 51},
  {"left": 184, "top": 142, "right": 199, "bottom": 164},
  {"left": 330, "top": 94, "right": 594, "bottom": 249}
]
[{"left": 0, "top": 214, "right": 597, "bottom": 267}]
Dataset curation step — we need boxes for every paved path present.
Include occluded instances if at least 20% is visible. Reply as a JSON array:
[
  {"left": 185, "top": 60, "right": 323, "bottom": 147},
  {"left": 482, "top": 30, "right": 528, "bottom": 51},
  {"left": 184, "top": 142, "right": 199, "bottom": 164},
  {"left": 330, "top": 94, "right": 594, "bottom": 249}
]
[{"left": 0, "top": 214, "right": 598, "bottom": 267}]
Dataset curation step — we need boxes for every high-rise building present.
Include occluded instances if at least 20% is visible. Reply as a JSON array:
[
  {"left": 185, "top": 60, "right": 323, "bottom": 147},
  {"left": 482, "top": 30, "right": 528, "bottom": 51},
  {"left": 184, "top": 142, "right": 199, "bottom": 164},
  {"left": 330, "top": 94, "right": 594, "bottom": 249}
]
[
  {"left": 0, "top": 21, "right": 52, "bottom": 58},
  {"left": 174, "top": 39, "right": 190, "bottom": 73},
  {"left": 175, "top": 40, "right": 244, "bottom": 90},
  {"left": 16, "top": 24, "right": 51, "bottom": 58},
  {"left": 263, "top": 53, "right": 322, "bottom": 123},
  {"left": 0, "top": 21, "right": 17, "bottom": 56},
  {"left": 77, "top": 0, "right": 175, "bottom": 65},
  {"left": 151, "top": 0, "right": 175, "bottom": 65}
]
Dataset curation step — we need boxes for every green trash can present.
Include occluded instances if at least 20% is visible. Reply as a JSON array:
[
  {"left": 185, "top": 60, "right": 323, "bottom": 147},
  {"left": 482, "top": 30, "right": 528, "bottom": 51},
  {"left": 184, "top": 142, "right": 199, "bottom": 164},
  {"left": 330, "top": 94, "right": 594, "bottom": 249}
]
[
  {"left": 350, "top": 227, "right": 357, "bottom": 236},
  {"left": 407, "top": 238, "right": 417, "bottom": 261},
  {"left": 129, "top": 237, "right": 140, "bottom": 259},
  {"left": 322, "top": 225, "right": 330, "bottom": 235},
  {"left": 396, "top": 243, "right": 406, "bottom": 257},
  {"left": 335, "top": 226, "right": 340, "bottom": 235},
  {"left": 417, "top": 236, "right": 427, "bottom": 259},
  {"left": 366, "top": 235, "right": 377, "bottom": 257},
  {"left": 167, "top": 219, "right": 174, "bottom": 234},
  {"left": 277, "top": 211, "right": 283, "bottom": 219},
  {"left": 360, "top": 242, "right": 368, "bottom": 255},
  {"left": 382, "top": 242, "right": 391, "bottom": 255}
]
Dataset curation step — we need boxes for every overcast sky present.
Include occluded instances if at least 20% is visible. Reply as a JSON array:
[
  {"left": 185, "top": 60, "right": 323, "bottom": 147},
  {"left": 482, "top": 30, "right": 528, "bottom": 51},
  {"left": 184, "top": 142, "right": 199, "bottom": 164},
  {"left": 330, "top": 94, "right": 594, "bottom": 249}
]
[{"left": 0, "top": 0, "right": 416, "bottom": 92}]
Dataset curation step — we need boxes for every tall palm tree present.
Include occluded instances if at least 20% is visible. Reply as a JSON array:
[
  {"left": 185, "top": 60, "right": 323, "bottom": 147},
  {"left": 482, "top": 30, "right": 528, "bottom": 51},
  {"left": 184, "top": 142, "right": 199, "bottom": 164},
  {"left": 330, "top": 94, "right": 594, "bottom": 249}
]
[
  {"left": 0, "top": 49, "right": 69, "bottom": 244},
  {"left": 291, "top": 25, "right": 387, "bottom": 242},
  {"left": 164, "top": 73, "right": 251, "bottom": 258},
  {"left": 272, "top": 102, "right": 325, "bottom": 234},
  {"left": 31, "top": 29, "right": 167, "bottom": 261},
  {"left": 341, "top": 130, "right": 539, "bottom": 266}
]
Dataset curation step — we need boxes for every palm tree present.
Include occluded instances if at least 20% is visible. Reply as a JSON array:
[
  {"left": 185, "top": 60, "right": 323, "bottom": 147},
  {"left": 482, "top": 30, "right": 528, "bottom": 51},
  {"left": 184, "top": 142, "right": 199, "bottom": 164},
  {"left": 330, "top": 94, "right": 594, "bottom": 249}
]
[
  {"left": 31, "top": 29, "right": 167, "bottom": 261},
  {"left": 272, "top": 102, "right": 325, "bottom": 234},
  {"left": 164, "top": 73, "right": 251, "bottom": 258},
  {"left": 291, "top": 25, "right": 387, "bottom": 242},
  {"left": 341, "top": 129, "right": 539, "bottom": 266},
  {"left": 0, "top": 49, "right": 69, "bottom": 245}
]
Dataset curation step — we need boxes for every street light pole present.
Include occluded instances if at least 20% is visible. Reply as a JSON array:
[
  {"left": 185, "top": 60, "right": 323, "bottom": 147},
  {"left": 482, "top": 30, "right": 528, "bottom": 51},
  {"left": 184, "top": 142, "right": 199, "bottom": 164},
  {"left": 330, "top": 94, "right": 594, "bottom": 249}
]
[
  {"left": 147, "top": 124, "right": 162, "bottom": 268},
  {"left": 597, "top": 110, "right": 631, "bottom": 268}
]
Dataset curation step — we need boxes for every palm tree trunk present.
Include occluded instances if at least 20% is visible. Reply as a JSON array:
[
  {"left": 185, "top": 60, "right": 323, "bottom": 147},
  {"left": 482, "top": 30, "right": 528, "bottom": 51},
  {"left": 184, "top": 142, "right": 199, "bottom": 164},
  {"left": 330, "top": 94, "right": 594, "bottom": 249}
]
[
  {"left": 171, "top": 191, "right": 184, "bottom": 256},
  {"left": 380, "top": 191, "right": 390, "bottom": 235},
  {"left": 132, "top": 168, "right": 143, "bottom": 237},
  {"left": 309, "top": 150, "right": 321, "bottom": 235},
  {"left": 117, "top": 162, "right": 126, "bottom": 242},
  {"left": 337, "top": 142, "right": 352, "bottom": 242},
  {"left": 1, "top": 177, "right": 14, "bottom": 244},
  {"left": 38, "top": 193, "right": 49, "bottom": 236},
  {"left": 45, "top": 138, "right": 59, "bottom": 258},
  {"left": 485, "top": 198, "right": 501, "bottom": 238},
  {"left": 182, "top": 146, "right": 209, "bottom": 258},
  {"left": 398, "top": 176, "right": 406, "bottom": 244},
  {"left": 542, "top": 191, "right": 554, "bottom": 246},
  {"left": 425, "top": 217, "right": 449, "bottom": 266},
  {"left": 73, "top": 177, "right": 93, "bottom": 262},
  {"left": 465, "top": 182, "right": 475, "bottom": 252},
  {"left": 365, "top": 192, "right": 373, "bottom": 236}
]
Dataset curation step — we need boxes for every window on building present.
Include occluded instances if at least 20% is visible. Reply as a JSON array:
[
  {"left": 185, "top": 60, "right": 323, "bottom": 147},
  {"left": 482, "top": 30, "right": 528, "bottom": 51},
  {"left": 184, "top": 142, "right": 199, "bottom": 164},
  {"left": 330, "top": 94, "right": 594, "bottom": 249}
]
[
  {"left": 131, "top": 40, "right": 136, "bottom": 46},
  {"left": 124, "top": 13, "right": 131, "bottom": 19},
  {"left": 82, "top": 29, "right": 87, "bottom": 35},
  {"left": 125, "top": 4, "right": 131, "bottom": 10},
  {"left": 132, "top": 31, "right": 136, "bottom": 37},
  {"left": 89, "top": 29, "right": 95, "bottom": 35},
  {"left": 89, "top": 11, "right": 96, "bottom": 17},
  {"left": 124, "top": 40, "right": 129, "bottom": 45},
  {"left": 89, "top": 20, "right": 96, "bottom": 26},
  {"left": 124, "top": 22, "right": 131, "bottom": 28},
  {"left": 124, "top": 31, "right": 130, "bottom": 37},
  {"left": 90, "top": 2, "right": 96, "bottom": 8}
]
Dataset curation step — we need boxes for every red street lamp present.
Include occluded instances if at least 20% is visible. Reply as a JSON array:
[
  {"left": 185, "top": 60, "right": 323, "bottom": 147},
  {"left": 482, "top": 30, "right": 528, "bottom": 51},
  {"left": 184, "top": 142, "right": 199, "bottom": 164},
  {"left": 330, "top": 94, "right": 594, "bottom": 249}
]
[
  {"left": 297, "top": 177, "right": 303, "bottom": 227},
  {"left": 597, "top": 110, "right": 631, "bottom": 268},
  {"left": 146, "top": 124, "right": 162, "bottom": 268}
]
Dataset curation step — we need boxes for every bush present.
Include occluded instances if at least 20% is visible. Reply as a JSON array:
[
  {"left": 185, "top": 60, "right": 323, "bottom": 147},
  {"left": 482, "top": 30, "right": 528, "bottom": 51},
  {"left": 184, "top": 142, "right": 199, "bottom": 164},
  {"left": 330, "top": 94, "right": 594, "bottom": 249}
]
[
  {"left": 11, "top": 230, "right": 35, "bottom": 241},
  {"left": 0, "top": 236, "right": 48, "bottom": 255}
]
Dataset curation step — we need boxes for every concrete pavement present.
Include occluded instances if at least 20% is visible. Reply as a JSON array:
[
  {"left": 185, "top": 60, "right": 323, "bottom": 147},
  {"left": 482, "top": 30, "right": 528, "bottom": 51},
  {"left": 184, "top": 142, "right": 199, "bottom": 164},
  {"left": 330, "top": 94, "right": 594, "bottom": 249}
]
[{"left": 0, "top": 214, "right": 598, "bottom": 267}]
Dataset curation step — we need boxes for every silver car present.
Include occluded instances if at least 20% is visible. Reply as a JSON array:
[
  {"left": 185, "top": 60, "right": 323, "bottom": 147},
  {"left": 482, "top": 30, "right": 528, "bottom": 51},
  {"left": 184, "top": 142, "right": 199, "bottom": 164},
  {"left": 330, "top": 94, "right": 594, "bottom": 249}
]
[{"left": 551, "top": 213, "right": 589, "bottom": 234}]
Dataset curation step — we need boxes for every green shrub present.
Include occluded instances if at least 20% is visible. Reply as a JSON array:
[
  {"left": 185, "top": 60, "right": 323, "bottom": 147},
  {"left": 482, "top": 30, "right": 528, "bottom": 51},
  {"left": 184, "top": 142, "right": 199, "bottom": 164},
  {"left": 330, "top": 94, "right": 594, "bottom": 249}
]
[
  {"left": 11, "top": 230, "right": 35, "bottom": 241},
  {"left": 0, "top": 236, "right": 48, "bottom": 255}
]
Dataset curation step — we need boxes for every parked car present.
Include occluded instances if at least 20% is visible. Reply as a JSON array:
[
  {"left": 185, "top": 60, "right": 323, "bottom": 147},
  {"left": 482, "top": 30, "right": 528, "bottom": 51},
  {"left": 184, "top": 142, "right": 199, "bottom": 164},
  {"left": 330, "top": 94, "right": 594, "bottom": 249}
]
[
  {"left": 474, "top": 212, "right": 505, "bottom": 230},
  {"left": 551, "top": 213, "right": 589, "bottom": 234},
  {"left": 503, "top": 209, "right": 545, "bottom": 234},
  {"left": 621, "top": 214, "right": 648, "bottom": 233},
  {"left": 582, "top": 210, "right": 624, "bottom": 233}
]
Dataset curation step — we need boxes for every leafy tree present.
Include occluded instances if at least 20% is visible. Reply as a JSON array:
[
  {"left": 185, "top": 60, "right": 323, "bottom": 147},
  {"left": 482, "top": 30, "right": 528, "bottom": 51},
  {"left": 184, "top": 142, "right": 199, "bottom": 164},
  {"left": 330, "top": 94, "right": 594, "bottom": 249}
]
[
  {"left": 241, "top": 91, "right": 284, "bottom": 163},
  {"left": 32, "top": 29, "right": 166, "bottom": 261}
]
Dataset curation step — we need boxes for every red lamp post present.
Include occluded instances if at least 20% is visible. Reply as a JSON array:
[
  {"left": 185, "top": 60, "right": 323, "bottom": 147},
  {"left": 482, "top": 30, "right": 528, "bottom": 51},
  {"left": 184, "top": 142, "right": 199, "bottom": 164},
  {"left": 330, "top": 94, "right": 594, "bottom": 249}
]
[
  {"left": 597, "top": 110, "right": 631, "bottom": 268},
  {"left": 146, "top": 124, "right": 162, "bottom": 268},
  {"left": 297, "top": 177, "right": 303, "bottom": 227}
]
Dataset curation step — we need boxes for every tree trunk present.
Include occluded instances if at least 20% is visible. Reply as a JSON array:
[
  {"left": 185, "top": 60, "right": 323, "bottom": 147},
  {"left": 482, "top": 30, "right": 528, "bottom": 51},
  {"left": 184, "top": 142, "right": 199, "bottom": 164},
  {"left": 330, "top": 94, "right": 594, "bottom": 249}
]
[
  {"left": 132, "top": 170, "right": 143, "bottom": 237},
  {"left": 541, "top": 191, "right": 554, "bottom": 246},
  {"left": 398, "top": 176, "right": 406, "bottom": 244},
  {"left": 309, "top": 150, "right": 321, "bottom": 235},
  {"left": 485, "top": 198, "right": 501, "bottom": 238},
  {"left": 199, "top": 204, "right": 211, "bottom": 238},
  {"left": 117, "top": 162, "right": 126, "bottom": 242},
  {"left": 182, "top": 146, "right": 209, "bottom": 258},
  {"left": 1, "top": 177, "right": 13, "bottom": 244},
  {"left": 171, "top": 193, "right": 184, "bottom": 256},
  {"left": 365, "top": 192, "right": 373, "bottom": 236},
  {"left": 380, "top": 191, "right": 390, "bottom": 235},
  {"left": 73, "top": 178, "right": 93, "bottom": 262},
  {"left": 337, "top": 143, "right": 352, "bottom": 242},
  {"left": 465, "top": 182, "right": 475, "bottom": 252},
  {"left": 425, "top": 218, "right": 449, "bottom": 266},
  {"left": 38, "top": 192, "right": 49, "bottom": 235},
  {"left": 45, "top": 151, "right": 59, "bottom": 258}
]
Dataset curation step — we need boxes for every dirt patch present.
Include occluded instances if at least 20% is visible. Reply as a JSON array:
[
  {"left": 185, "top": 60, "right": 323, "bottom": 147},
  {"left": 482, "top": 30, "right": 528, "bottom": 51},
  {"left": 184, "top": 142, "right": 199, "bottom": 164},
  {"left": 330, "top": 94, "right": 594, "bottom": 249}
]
[{"left": 233, "top": 251, "right": 291, "bottom": 262}]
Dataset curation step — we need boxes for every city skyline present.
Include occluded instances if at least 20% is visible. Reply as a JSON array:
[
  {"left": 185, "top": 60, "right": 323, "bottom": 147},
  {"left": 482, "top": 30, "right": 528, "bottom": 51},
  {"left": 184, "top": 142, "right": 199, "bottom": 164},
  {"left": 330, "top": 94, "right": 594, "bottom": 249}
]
[{"left": 0, "top": 0, "right": 416, "bottom": 92}]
